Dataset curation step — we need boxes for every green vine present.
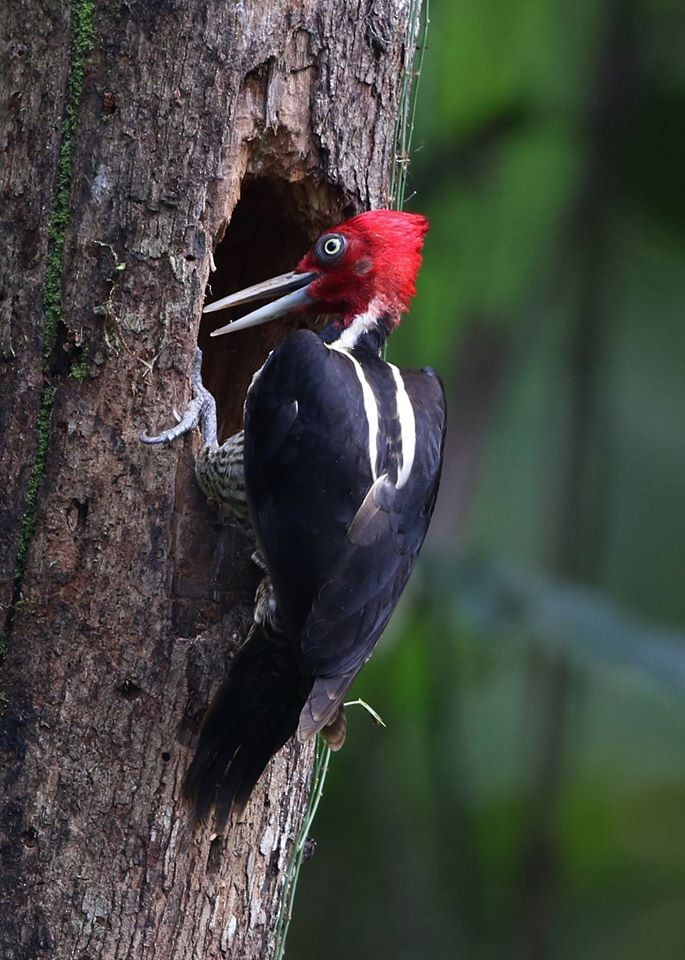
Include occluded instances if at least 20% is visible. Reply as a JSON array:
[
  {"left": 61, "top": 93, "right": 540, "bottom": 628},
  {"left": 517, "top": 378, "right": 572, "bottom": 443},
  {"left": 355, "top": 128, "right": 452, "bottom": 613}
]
[
  {"left": 1, "top": 0, "right": 95, "bottom": 655},
  {"left": 273, "top": 739, "right": 332, "bottom": 960},
  {"left": 389, "top": 0, "right": 430, "bottom": 212}
]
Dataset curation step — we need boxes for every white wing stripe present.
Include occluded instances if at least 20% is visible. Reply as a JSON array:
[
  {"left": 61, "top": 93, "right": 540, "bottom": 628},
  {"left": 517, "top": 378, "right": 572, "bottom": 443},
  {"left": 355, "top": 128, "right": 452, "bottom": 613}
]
[
  {"left": 327, "top": 344, "right": 379, "bottom": 479},
  {"left": 388, "top": 363, "right": 416, "bottom": 489}
]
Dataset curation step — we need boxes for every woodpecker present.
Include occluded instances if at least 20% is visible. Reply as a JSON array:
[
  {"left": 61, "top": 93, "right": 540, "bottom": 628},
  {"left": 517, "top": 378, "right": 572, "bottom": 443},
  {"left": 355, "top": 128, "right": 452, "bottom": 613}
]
[{"left": 142, "top": 209, "right": 446, "bottom": 825}]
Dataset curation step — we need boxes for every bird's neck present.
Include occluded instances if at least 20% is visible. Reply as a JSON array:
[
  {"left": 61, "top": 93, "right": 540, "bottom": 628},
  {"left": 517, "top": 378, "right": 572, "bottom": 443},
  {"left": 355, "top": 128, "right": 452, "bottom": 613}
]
[{"left": 321, "top": 308, "right": 395, "bottom": 356}]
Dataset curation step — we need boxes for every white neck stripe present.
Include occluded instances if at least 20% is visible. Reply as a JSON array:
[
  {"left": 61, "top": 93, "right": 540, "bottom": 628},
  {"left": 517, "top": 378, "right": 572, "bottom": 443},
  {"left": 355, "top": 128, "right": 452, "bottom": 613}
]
[{"left": 327, "top": 298, "right": 383, "bottom": 351}]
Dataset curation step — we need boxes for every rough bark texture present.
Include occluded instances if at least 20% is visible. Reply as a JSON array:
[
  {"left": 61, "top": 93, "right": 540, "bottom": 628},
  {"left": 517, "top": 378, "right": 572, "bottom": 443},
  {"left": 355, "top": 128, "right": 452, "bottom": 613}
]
[{"left": 0, "top": 1, "right": 416, "bottom": 957}]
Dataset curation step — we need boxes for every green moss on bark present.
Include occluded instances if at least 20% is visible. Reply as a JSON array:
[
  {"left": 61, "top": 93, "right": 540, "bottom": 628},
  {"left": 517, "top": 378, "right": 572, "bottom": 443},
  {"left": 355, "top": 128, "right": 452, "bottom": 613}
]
[
  {"left": 12, "top": 385, "right": 58, "bottom": 585},
  {"left": 43, "top": 0, "right": 96, "bottom": 362},
  {"left": 2, "top": 1, "right": 95, "bottom": 654}
]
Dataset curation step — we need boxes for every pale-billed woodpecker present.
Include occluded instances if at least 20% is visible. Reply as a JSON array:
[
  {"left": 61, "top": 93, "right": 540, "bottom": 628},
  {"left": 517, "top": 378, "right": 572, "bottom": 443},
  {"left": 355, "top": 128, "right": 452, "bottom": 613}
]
[{"left": 141, "top": 209, "right": 446, "bottom": 825}]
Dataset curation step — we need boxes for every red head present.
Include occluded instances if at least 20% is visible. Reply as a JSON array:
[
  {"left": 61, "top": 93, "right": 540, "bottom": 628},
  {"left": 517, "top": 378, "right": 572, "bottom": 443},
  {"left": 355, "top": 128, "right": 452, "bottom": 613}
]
[
  {"left": 206, "top": 210, "right": 429, "bottom": 337},
  {"left": 296, "top": 210, "right": 429, "bottom": 325}
]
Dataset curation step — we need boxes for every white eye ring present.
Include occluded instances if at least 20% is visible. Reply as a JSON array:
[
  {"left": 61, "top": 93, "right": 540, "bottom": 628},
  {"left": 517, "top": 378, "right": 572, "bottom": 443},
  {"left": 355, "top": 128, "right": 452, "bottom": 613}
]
[{"left": 315, "top": 232, "right": 346, "bottom": 264}]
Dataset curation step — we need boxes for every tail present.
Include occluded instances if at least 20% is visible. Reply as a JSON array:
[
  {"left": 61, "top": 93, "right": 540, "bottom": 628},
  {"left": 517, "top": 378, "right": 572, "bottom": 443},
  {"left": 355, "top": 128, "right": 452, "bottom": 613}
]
[{"left": 183, "top": 621, "right": 309, "bottom": 828}]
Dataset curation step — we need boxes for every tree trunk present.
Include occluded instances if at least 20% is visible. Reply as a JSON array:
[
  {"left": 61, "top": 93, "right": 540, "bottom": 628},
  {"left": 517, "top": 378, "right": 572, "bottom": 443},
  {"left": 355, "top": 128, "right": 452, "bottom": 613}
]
[{"left": 0, "top": 2, "right": 418, "bottom": 957}]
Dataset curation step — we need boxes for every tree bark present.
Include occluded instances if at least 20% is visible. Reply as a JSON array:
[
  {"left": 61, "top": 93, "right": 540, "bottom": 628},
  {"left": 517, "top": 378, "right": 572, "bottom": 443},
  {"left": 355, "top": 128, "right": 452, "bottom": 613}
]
[{"left": 0, "top": 1, "right": 418, "bottom": 957}]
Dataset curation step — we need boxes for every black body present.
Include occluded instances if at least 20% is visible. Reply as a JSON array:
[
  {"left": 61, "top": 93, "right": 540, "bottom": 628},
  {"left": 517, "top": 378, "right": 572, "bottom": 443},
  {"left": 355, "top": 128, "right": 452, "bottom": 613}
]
[
  {"left": 246, "top": 328, "right": 445, "bottom": 676},
  {"left": 185, "top": 322, "right": 445, "bottom": 822}
]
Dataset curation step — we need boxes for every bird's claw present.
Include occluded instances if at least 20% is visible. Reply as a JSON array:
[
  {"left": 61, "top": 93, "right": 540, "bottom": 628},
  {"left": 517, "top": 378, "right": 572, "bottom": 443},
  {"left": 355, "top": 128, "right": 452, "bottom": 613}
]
[
  {"left": 139, "top": 396, "right": 203, "bottom": 444},
  {"left": 139, "top": 347, "right": 218, "bottom": 447}
]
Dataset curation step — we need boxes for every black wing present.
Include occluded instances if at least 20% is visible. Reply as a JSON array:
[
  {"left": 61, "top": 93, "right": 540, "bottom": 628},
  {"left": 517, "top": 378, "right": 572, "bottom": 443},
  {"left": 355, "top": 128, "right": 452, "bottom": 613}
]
[{"left": 297, "top": 367, "right": 446, "bottom": 737}]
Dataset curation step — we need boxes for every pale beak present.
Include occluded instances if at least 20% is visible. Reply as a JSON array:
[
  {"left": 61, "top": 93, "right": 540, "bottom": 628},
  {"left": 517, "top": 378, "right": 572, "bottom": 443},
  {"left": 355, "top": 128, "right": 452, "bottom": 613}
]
[{"left": 205, "top": 270, "right": 317, "bottom": 336}]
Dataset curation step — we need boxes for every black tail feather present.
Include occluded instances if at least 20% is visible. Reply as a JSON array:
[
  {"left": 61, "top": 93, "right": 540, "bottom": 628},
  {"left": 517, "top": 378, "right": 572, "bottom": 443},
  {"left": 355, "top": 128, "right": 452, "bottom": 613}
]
[{"left": 183, "top": 623, "right": 309, "bottom": 828}]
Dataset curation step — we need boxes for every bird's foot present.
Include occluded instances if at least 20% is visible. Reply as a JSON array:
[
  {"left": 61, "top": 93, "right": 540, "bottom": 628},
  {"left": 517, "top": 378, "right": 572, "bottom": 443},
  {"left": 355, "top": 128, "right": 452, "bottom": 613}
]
[
  {"left": 140, "top": 348, "right": 218, "bottom": 447},
  {"left": 320, "top": 705, "right": 347, "bottom": 751}
]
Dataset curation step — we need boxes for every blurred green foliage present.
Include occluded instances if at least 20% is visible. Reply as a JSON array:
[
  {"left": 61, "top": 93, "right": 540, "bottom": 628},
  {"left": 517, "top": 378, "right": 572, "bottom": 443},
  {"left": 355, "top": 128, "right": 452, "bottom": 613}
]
[{"left": 291, "top": 0, "right": 685, "bottom": 957}]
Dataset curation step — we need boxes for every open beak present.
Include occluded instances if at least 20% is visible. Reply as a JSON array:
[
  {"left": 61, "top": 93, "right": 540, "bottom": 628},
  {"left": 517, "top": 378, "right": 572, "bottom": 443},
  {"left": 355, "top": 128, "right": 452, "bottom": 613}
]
[{"left": 205, "top": 270, "right": 317, "bottom": 336}]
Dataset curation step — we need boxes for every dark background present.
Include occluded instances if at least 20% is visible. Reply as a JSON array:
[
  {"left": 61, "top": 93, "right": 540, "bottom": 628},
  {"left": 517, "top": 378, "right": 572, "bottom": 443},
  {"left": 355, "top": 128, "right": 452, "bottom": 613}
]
[{"left": 292, "top": 0, "right": 685, "bottom": 956}]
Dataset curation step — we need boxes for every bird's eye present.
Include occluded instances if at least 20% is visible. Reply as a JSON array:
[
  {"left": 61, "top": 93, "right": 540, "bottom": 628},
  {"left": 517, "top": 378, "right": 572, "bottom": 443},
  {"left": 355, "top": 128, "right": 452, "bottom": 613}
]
[{"left": 315, "top": 233, "right": 346, "bottom": 263}]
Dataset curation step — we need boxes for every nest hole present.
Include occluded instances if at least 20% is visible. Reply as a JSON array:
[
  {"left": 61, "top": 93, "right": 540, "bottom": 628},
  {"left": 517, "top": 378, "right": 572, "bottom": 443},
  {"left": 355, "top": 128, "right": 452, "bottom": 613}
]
[{"left": 198, "top": 176, "right": 326, "bottom": 441}]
